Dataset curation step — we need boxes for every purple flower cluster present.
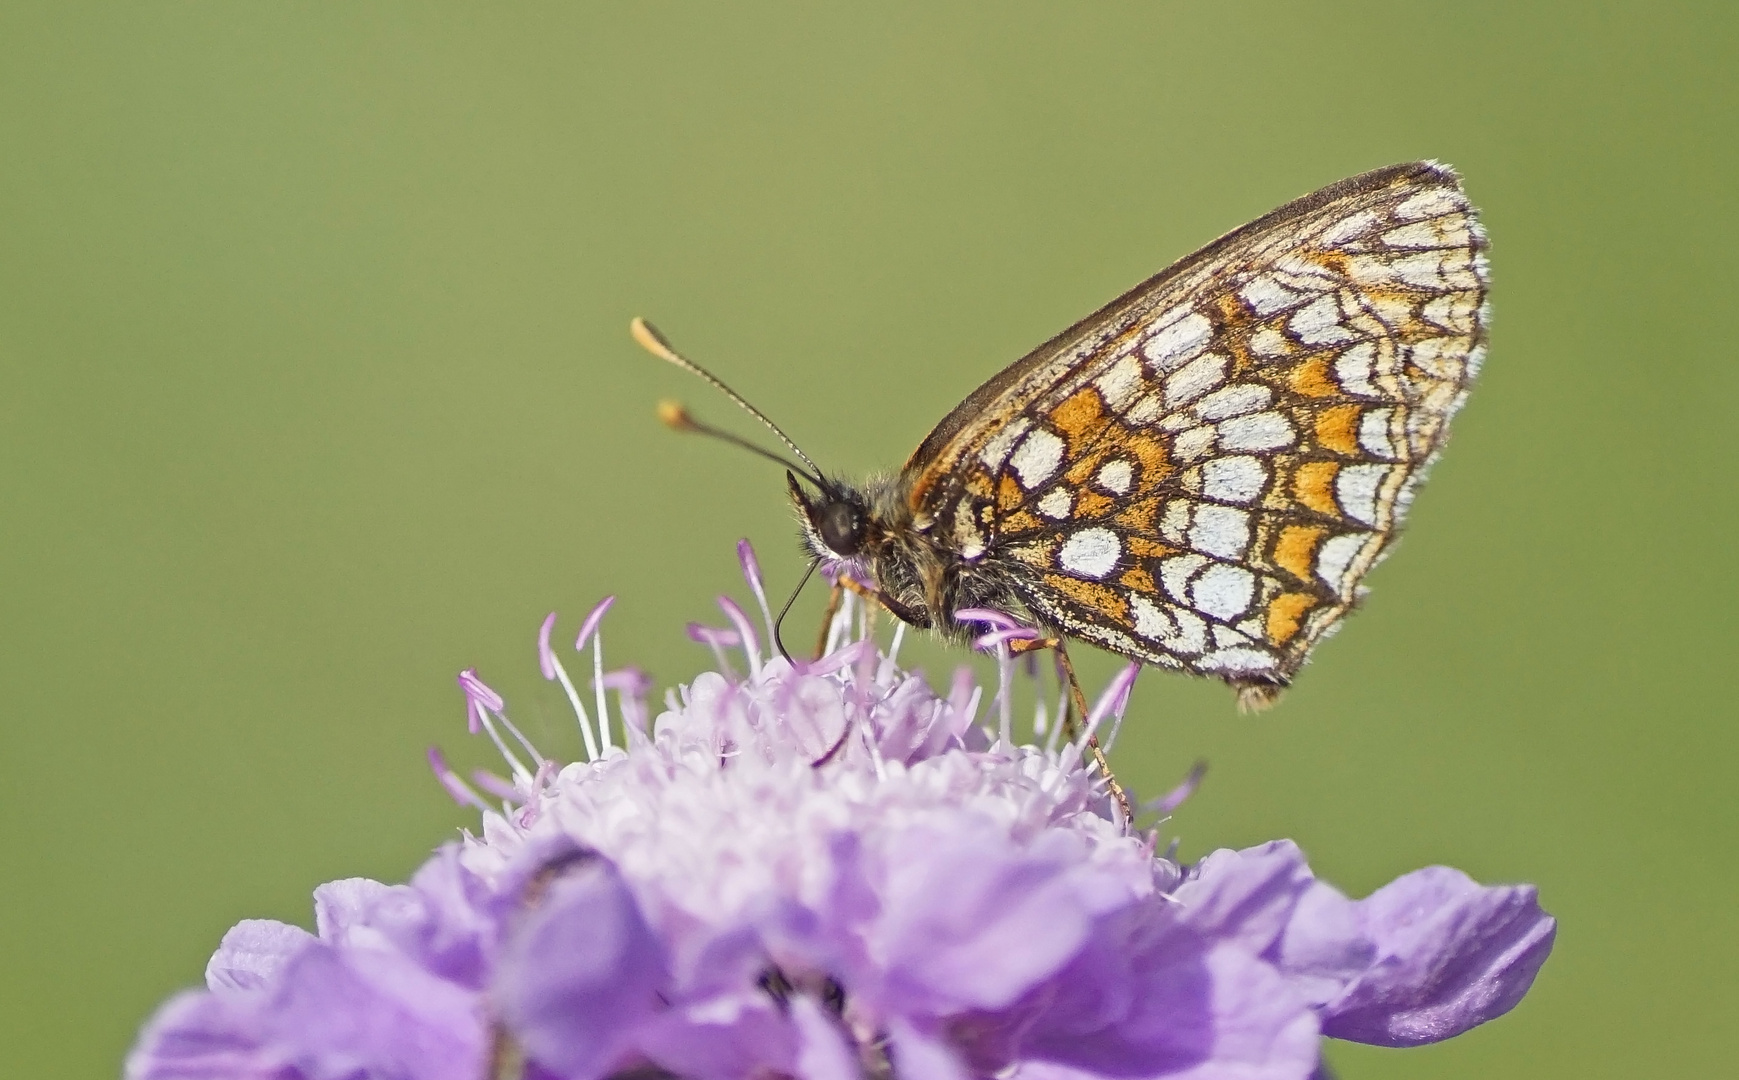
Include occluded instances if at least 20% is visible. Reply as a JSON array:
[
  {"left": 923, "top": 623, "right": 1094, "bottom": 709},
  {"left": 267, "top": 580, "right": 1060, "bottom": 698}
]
[{"left": 129, "top": 543, "right": 1553, "bottom": 1080}]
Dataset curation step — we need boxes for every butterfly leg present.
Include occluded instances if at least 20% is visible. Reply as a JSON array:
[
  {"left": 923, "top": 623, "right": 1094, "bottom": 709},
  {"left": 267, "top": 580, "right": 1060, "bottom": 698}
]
[
  {"left": 814, "top": 580, "right": 845, "bottom": 659},
  {"left": 1008, "top": 637, "right": 1133, "bottom": 829}
]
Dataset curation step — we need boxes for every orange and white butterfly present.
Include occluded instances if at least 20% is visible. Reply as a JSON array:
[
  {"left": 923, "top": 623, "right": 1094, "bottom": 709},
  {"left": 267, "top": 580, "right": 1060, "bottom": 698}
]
[{"left": 641, "top": 161, "right": 1488, "bottom": 709}]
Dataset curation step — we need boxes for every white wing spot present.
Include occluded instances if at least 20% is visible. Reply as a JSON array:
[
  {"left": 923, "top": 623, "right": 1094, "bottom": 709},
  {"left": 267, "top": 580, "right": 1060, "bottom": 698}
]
[
  {"left": 1165, "top": 353, "right": 1228, "bottom": 408},
  {"left": 1318, "top": 210, "right": 1380, "bottom": 247},
  {"left": 1094, "top": 354, "right": 1146, "bottom": 411},
  {"left": 1193, "top": 563, "right": 1255, "bottom": 620},
  {"left": 1250, "top": 327, "right": 1291, "bottom": 358},
  {"left": 1095, "top": 459, "right": 1134, "bottom": 495},
  {"left": 1212, "top": 623, "right": 1255, "bottom": 648},
  {"left": 1143, "top": 311, "right": 1214, "bottom": 371},
  {"left": 1198, "top": 647, "right": 1277, "bottom": 675},
  {"left": 1239, "top": 275, "right": 1308, "bottom": 315},
  {"left": 1335, "top": 464, "right": 1389, "bottom": 526},
  {"left": 1189, "top": 504, "right": 1250, "bottom": 560},
  {"left": 1160, "top": 553, "right": 1206, "bottom": 604},
  {"left": 1216, "top": 411, "right": 1295, "bottom": 452},
  {"left": 1172, "top": 425, "right": 1218, "bottom": 462},
  {"left": 1195, "top": 383, "right": 1271, "bottom": 421},
  {"left": 1289, "top": 295, "right": 1354, "bottom": 345},
  {"left": 1132, "top": 595, "right": 1207, "bottom": 655},
  {"left": 1358, "top": 408, "right": 1396, "bottom": 459},
  {"left": 978, "top": 417, "right": 1031, "bottom": 470},
  {"left": 1395, "top": 187, "right": 1464, "bottom": 221},
  {"left": 1059, "top": 528, "right": 1121, "bottom": 579},
  {"left": 1333, "top": 343, "right": 1379, "bottom": 396},
  {"left": 1316, "top": 532, "right": 1366, "bottom": 591},
  {"left": 1010, "top": 428, "right": 1064, "bottom": 489},
  {"left": 1037, "top": 488, "right": 1073, "bottom": 520},
  {"left": 1423, "top": 295, "right": 1477, "bottom": 334},
  {"left": 1382, "top": 221, "right": 1456, "bottom": 249},
  {"left": 1201, "top": 456, "right": 1267, "bottom": 504},
  {"left": 1125, "top": 393, "right": 1162, "bottom": 425},
  {"left": 1160, "top": 500, "right": 1191, "bottom": 545}
]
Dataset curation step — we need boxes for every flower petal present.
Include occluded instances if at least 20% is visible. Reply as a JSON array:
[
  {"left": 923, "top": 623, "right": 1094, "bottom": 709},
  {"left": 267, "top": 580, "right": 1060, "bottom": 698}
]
[
  {"left": 492, "top": 856, "right": 671, "bottom": 1080},
  {"left": 634, "top": 991, "right": 798, "bottom": 1080},
  {"left": 204, "top": 920, "right": 316, "bottom": 992},
  {"left": 1016, "top": 902, "right": 1319, "bottom": 1080},
  {"left": 1175, "top": 842, "right": 1316, "bottom": 955},
  {"left": 265, "top": 942, "right": 485, "bottom": 1080},
  {"left": 1313, "top": 867, "right": 1555, "bottom": 1046},
  {"left": 125, "top": 990, "right": 276, "bottom": 1080}
]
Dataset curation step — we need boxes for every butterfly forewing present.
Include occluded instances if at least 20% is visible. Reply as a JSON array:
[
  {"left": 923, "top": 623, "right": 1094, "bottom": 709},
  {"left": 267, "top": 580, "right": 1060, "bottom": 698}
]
[{"left": 903, "top": 162, "right": 1488, "bottom": 687}]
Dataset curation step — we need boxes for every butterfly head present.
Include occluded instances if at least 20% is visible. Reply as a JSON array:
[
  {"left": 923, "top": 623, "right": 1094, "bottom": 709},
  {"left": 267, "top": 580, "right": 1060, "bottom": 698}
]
[{"left": 787, "top": 471, "right": 871, "bottom": 563}]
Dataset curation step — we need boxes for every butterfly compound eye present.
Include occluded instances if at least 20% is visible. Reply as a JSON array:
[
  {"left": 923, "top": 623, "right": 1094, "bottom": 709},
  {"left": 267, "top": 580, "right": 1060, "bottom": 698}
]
[{"left": 817, "top": 500, "right": 864, "bottom": 557}]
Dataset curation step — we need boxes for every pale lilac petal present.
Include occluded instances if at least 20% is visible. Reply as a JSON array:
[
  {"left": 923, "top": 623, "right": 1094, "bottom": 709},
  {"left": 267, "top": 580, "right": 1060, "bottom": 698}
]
[
  {"left": 265, "top": 942, "right": 485, "bottom": 1080},
  {"left": 833, "top": 818, "right": 1135, "bottom": 1016},
  {"left": 1270, "top": 882, "right": 1372, "bottom": 1010},
  {"left": 1175, "top": 842, "right": 1316, "bottom": 955},
  {"left": 1012, "top": 900, "right": 1319, "bottom": 1080},
  {"left": 634, "top": 992, "right": 797, "bottom": 1080},
  {"left": 887, "top": 1017, "right": 972, "bottom": 1080},
  {"left": 1312, "top": 868, "right": 1556, "bottom": 1046},
  {"left": 312, "top": 877, "right": 394, "bottom": 942},
  {"left": 204, "top": 920, "right": 316, "bottom": 992},
  {"left": 492, "top": 857, "right": 670, "bottom": 1080},
  {"left": 791, "top": 997, "right": 859, "bottom": 1080},
  {"left": 125, "top": 991, "right": 276, "bottom": 1080}
]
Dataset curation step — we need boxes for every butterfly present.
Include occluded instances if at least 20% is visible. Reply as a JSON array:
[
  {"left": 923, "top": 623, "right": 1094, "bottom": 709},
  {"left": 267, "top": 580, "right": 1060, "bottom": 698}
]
[{"left": 638, "top": 161, "right": 1487, "bottom": 710}]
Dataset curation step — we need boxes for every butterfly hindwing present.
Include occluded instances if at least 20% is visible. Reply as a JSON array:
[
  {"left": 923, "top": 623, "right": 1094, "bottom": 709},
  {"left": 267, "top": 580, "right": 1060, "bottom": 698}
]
[{"left": 902, "top": 161, "right": 1488, "bottom": 686}]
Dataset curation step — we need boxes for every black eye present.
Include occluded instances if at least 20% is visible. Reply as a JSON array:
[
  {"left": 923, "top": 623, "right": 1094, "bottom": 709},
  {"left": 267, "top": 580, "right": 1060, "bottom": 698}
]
[{"left": 818, "top": 501, "right": 863, "bottom": 556}]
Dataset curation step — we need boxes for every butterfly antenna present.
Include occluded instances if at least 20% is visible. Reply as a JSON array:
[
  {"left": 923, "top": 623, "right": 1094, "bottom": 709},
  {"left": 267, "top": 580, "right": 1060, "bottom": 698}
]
[{"left": 631, "top": 317, "right": 826, "bottom": 489}]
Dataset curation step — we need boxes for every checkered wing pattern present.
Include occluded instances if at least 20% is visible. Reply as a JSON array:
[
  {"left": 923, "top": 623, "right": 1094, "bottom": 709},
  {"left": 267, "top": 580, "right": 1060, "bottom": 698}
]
[{"left": 904, "top": 162, "right": 1488, "bottom": 686}]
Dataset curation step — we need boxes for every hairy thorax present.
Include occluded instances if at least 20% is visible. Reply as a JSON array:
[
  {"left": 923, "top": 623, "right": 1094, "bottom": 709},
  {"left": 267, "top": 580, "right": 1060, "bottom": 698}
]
[{"left": 810, "top": 473, "right": 1038, "bottom": 642}]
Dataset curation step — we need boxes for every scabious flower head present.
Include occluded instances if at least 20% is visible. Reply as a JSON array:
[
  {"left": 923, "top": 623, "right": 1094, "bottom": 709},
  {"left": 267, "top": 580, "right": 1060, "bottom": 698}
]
[{"left": 129, "top": 543, "right": 1554, "bottom": 1080}]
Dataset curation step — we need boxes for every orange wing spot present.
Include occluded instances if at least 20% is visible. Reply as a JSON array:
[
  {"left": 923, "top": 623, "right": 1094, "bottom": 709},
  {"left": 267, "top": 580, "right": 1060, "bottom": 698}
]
[
  {"left": 997, "top": 474, "right": 1025, "bottom": 512},
  {"left": 1293, "top": 463, "right": 1340, "bottom": 516},
  {"left": 1002, "top": 509, "right": 1041, "bottom": 534},
  {"left": 966, "top": 470, "right": 996, "bottom": 498},
  {"left": 1123, "top": 432, "right": 1173, "bottom": 476},
  {"left": 1265, "top": 592, "right": 1317, "bottom": 646},
  {"left": 1043, "top": 573, "right": 1131, "bottom": 626},
  {"left": 1073, "top": 489, "right": 1114, "bottom": 518},
  {"left": 1125, "top": 536, "right": 1174, "bottom": 560},
  {"left": 1051, "top": 387, "right": 1107, "bottom": 443},
  {"left": 1274, "top": 523, "right": 1327, "bottom": 580},
  {"left": 1008, "top": 540, "right": 1055, "bottom": 568},
  {"left": 1316, "top": 405, "right": 1362, "bottom": 455},
  {"left": 1119, "top": 566, "right": 1156, "bottom": 593},
  {"left": 1115, "top": 497, "right": 1160, "bottom": 533},
  {"left": 1288, "top": 356, "right": 1339, "bottom": 398}
]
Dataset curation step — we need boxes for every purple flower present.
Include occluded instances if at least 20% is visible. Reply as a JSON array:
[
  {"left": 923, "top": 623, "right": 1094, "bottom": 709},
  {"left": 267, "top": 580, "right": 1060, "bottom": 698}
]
[{"left": 129, "top": 543, "right": 1554, "bottom": 1080}]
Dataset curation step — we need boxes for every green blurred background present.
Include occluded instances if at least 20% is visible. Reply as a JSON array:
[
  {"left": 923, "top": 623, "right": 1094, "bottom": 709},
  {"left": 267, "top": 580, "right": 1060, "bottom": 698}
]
[{"left": 3, "top": 3, "right": 1733, "bottom": 1077}]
